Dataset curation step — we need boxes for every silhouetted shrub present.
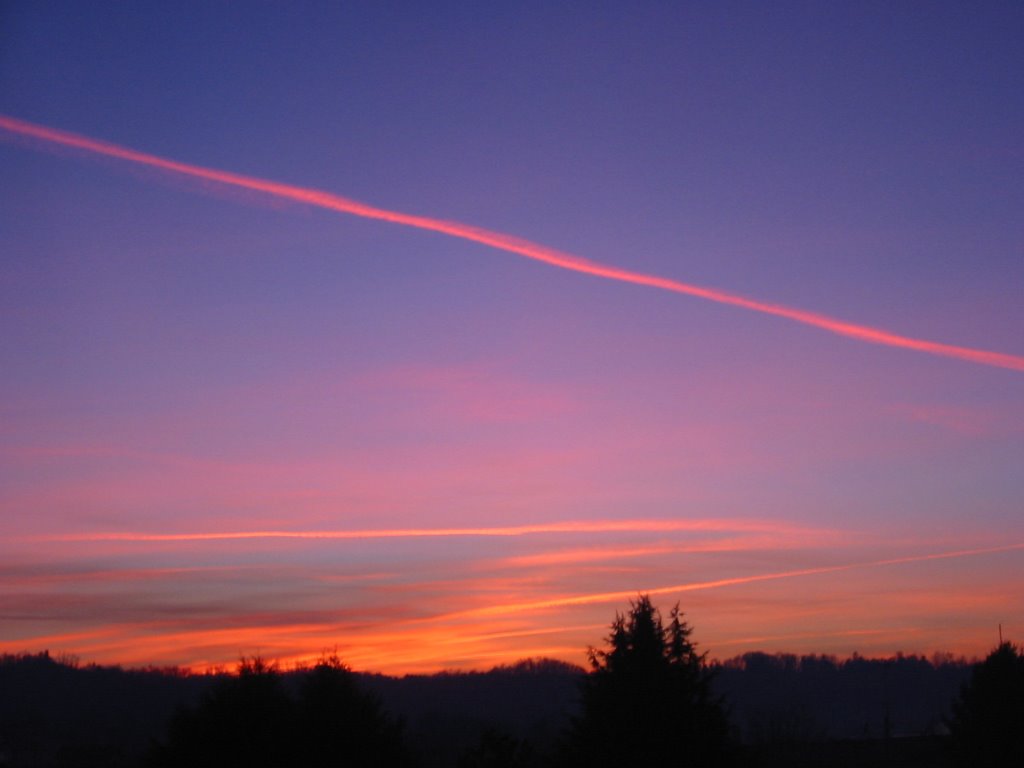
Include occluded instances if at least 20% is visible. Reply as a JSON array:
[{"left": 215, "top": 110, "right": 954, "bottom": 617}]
[{"left": 457, "top": 728, "right": 534, "bottom": 768}]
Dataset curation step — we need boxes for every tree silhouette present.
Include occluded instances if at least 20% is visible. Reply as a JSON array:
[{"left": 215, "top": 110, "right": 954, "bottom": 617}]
[
  {"left": 295, "top": 653, "right": 408, "bottom": 767},
  {"left": 148, "top": 653, "right": 409, "bottom": 767},
  {"left": 948, "top": 641, "right": 1024, "bottom": 767},
  {"left": 564, "top": 595, "right": 731, "bottom": 767},
  {"left": 149, "top": 656, "right": 293, "bottom": 768}
]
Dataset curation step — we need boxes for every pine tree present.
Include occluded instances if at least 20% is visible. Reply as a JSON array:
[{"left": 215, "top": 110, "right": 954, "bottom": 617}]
[
  {"left": 949, "top": 641, "right": 1024, "bottom": 767},
  {"left": 565, "top": 596, "right": 731, "bottom": 767}
]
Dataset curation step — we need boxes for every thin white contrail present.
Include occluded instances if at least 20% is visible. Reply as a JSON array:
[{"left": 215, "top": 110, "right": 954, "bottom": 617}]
[{"left": 3, "top": 114, "right": 1022, "bottom": 372}]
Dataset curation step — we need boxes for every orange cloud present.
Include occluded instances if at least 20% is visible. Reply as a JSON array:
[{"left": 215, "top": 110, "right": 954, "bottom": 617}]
[{"left": 2, "top": 113, "right": 1021, "bottom": 372}]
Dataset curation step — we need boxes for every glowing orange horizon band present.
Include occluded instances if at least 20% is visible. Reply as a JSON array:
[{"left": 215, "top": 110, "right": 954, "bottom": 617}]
[
  {"left": 2, "top": 114, "right": 1021, "bottom": 372},
  {"left": 34, "top": 517, "right": 806, "bottom": 543}
]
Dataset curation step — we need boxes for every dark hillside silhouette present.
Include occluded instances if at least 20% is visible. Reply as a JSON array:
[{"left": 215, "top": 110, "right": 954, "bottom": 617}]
[
  {"left": 0, "top": 643, "right": 975, "bottom": 767},
  {"left": 715, "top": 651, "right": 970, "bottom": 742},
  {"left": 363, "top": 658, "right": 582, "bottom": 768},
  {"left": 0, "top": 652, "right": 210, "bottom": 767},
  {"left": 562, "top": 595, "right": 731, "bottom": 767}
]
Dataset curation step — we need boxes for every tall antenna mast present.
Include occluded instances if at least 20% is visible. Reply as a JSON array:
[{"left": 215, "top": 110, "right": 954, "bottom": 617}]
[{"left": 999, "top": 623, "right": 1003, "bottom": 645}]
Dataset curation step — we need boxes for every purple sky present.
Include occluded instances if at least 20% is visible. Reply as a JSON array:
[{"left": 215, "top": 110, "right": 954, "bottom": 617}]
[{"left": 1, "top": 2, "right": 1022, "bottom": 673}]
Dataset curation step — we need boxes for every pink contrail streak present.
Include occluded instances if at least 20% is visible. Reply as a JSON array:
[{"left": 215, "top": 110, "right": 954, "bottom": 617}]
[
  {"left": 456, "top": 541, "right": 1024, "bottom": 617},
  {"left": 33, "top": 518, "right": 808, "bottom": 543},
  {"left": 3, "top": 114, "right": 1021, "bottom": 372}
]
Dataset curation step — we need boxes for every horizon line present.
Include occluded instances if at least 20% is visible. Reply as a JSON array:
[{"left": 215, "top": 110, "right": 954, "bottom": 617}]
[{"left": 0, "top": 642, "right": 990, "bottom": 678}]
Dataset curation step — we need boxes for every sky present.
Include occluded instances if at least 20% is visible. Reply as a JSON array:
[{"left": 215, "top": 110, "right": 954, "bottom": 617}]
[{"left": 1, "top": 1, "right": 1022, "bottom": 674}]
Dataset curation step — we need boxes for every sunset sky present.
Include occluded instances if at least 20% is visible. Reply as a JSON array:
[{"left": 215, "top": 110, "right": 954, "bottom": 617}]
[{"left": 2, "top": 2, "right": 1022, "bottom": 674}]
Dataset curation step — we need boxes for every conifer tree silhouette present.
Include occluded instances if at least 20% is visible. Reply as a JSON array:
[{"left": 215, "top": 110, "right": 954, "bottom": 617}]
[
  {"left": 295, "top": 652, "right": 408, "bottom": 767},
  {"left": 948, "top": 641, "right": 1024, "bottom": 767},
  {"left": 564, "top": 596, "right": 731, "bottom": 767},
  {"left": 149, "top": 656, "right": 292, "bottom": 768}
]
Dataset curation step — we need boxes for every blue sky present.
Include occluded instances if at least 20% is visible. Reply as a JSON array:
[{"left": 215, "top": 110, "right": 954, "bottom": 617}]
[{"left": 1, "top": 1, "right": 1022, "bottom": 672}]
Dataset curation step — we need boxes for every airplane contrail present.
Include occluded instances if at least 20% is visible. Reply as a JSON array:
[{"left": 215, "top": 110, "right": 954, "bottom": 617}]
[
  {"left": 34, "top": 517, "right": 811, "bottom": 543},
  {"left": 3, "top": 114, "right": 1022, "bottom": 372},
  {"left": 457, "top": 541, "right": 1024, "bottom": 617}
]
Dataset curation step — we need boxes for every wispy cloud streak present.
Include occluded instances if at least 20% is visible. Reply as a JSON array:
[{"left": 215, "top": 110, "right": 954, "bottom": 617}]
[
  {"left": 493, "top": 534, "right": 834, "bottom": 569},
  {"left": 2, "top": 114, "right": 1021, "bottom": 372}
]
